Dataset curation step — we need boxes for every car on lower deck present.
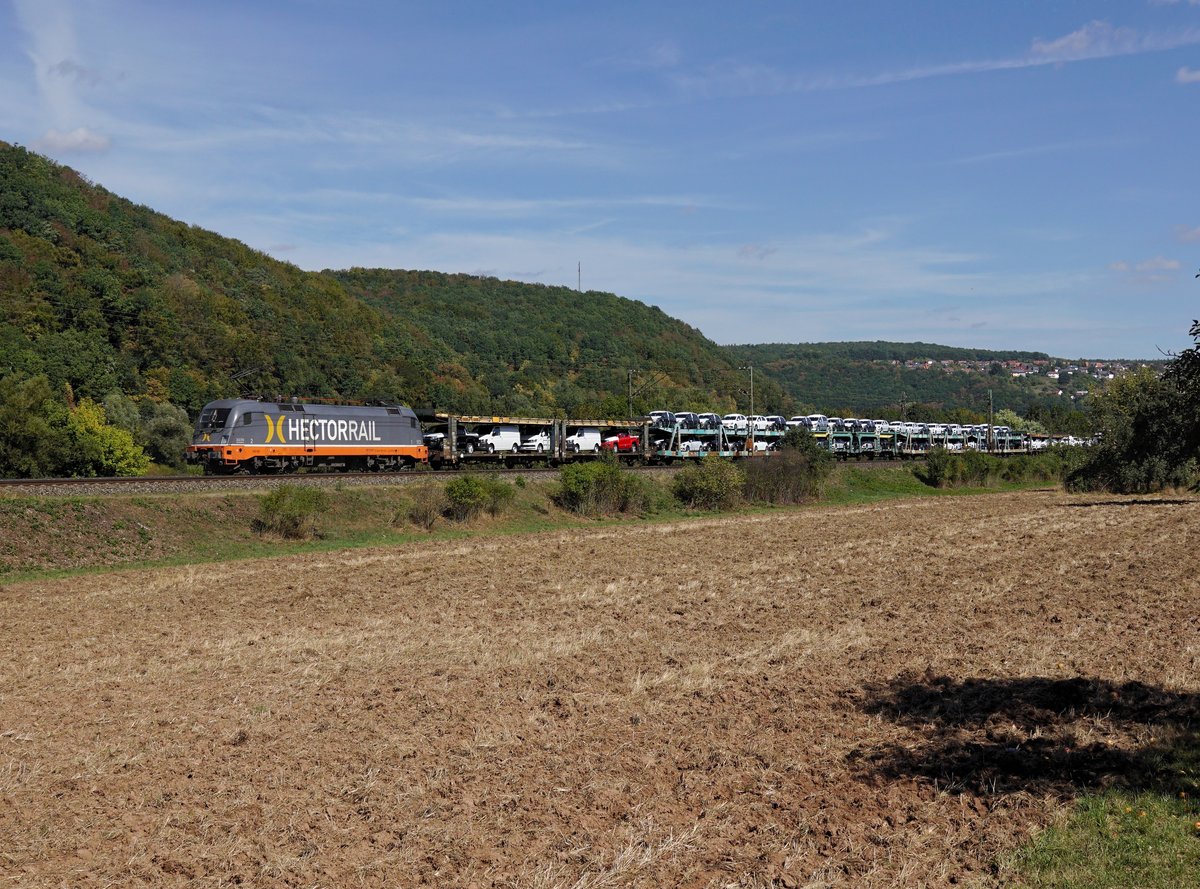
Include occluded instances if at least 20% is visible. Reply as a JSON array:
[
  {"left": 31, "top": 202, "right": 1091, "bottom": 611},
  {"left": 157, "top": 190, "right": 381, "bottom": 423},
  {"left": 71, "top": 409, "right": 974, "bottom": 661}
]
[
  {"left": 602, "top": 432, "right": 640, "bottom": 452},
  {"left": 519, "top": 430, "right": 551, "bottom": 452}
]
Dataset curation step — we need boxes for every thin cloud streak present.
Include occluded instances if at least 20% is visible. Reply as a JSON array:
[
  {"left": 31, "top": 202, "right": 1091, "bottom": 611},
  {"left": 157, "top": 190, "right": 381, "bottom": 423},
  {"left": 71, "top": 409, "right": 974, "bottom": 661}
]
[
  {"left": 952, "top": 140, "right": 1118, "bottom": 165},
  {"left": 672, "top": 20, "right": 1200, "bottom": 98}
]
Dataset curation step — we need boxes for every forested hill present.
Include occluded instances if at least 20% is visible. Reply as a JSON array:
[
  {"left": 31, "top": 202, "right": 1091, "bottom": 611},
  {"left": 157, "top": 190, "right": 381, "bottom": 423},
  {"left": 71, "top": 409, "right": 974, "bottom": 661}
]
[
  {"left": 726, "top": 342, "right": 1075, "bottom": 418},
  {"left": 0, "top": 141, "right": 782, "bottom": 425},
  {"left": 332, "top": 268, "right": 782, "bottom": 417},
  {"left": 734, "top": 341, "right": 1050, "bottom": 363},
  {"left": 0, "top": 141, "right": 470, "bottom": 413}
]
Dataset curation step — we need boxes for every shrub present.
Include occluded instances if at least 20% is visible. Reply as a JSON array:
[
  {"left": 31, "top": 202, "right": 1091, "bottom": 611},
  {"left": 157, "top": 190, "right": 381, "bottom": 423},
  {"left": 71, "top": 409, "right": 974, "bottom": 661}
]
[
  {"left": 917, "top": 448, "right": 1078, "bottom": 489},
  {"left": 555, "top": 455, "right": 660, "bottom": 516},
  {"left": 444, "top": 474, "right": 488, "bottom": 521},
  {"left": 959, "top": 450, "right": 994, "bottom": 486},
  {"left": 780, "top": 426, "right": 833, "bottom": 466},
  {"left": 252, "top": 484, "right": 329, "bottom": 539},
  {"left": 481, "top": 475, "right": 516, "bottom": 516},
  {"left": 405, "top": 484, "right": 445, "bottom": 530},
  {"left": 743, "top": 430, "right": 832, "bottom": 504},
  {"left": 444, "top": 473, "right": 515, "bottom": 521},
  {"left": 673, "top": 457, "right": 744, "bottom": 510},
  {"left": 916, "top": 447, "right": 957, "bottom": 488}
]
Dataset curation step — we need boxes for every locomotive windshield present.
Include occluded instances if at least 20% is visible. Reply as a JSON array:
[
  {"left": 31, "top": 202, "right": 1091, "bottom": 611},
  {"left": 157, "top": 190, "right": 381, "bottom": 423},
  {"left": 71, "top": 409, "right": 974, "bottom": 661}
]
[{"left": 196, "top": 407, "right": 231, "bottom": 431}]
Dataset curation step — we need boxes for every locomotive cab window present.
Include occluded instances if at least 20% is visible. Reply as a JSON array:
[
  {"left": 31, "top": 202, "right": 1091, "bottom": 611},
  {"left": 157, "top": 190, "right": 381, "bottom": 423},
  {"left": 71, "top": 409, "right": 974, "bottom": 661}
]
[
  {"left": 197, "top": 407, "right": 231, "bottom": 430},
  {"left": 242, "top": 413, "right": 254, "bottom": 425}
]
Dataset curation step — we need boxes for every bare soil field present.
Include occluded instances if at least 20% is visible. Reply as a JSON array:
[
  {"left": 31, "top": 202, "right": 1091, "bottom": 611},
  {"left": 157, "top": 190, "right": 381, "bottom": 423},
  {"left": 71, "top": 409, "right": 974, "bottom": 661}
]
[{"left": 1, "top": 490, "right": 1198, "bottom": 887}]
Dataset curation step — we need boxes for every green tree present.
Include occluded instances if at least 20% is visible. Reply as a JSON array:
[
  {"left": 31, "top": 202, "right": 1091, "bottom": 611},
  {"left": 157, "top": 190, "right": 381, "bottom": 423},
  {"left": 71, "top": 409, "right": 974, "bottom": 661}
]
[
  {"left": 56, "top": 397, "right": 150, "bottom": 477},
  {"left": 104, "top": 390, "right": 192, "bottom": 469},
  {"left": 138, "top": 400, "right": 192, "bottom": 468},
  {"left": 994, "top": 408, "right": 1046, "bottom": 435},
  {"left": 0, "top": 374, "right": 62, "bottom": 477},
  {"left": 1066, "top": 364, "right": 1196, "bottom": 493}
]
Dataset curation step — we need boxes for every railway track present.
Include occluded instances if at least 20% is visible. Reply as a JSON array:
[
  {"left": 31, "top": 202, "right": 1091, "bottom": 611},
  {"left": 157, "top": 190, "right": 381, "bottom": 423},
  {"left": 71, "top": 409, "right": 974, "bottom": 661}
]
[{"left": 0, "top": 464, "right": 685, "bottom": 498}]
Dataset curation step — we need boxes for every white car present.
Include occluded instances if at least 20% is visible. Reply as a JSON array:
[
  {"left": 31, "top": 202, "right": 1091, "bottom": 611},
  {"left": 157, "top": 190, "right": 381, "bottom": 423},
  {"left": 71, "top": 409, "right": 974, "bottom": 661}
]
[
  {"left": 722, "top": 413, "right": 748, "bottom": 432},
  {"left": 519, "top": 430, "right": 551, "bottom": 453},
  {"left": 564, "top": 427, "right": 601, "bottom": 453},
  {"left": 480, "top": 424, "right": 521, "bottom": 453}
]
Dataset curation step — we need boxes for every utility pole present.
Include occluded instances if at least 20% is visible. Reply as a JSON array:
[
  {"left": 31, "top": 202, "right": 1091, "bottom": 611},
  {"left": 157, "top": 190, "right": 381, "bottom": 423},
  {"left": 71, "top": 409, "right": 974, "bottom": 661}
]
[
  {"left": 577, "top": 262, "right": 581, "bottom": 292},
  {"left": 739, "top": 364, "right": 754, "bottom": 415},
  {"left": 739, "top": 364, "right": 754, "bottom": 449},
  {"left": 988, "top": 388, "right": 994, "bottom": 452}
]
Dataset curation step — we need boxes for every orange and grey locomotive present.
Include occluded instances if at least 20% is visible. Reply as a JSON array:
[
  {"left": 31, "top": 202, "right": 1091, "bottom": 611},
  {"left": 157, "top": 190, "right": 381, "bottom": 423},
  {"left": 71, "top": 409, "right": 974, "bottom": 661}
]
[{"left": 185, "top": 398, "right": 427, "bottom": 474}]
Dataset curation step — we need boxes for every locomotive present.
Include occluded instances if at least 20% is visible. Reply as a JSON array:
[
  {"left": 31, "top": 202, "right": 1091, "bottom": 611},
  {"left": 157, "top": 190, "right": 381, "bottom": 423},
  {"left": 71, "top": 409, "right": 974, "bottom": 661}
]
[{"left": 185, "top": 398, "right": 426, "bottom": 474}]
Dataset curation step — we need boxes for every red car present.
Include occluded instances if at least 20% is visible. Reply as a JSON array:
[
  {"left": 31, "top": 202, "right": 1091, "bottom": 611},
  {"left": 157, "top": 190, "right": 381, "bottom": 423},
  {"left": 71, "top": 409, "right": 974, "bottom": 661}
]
[{"left": 601, "top": 432, "right": 640, "bottom": 452}]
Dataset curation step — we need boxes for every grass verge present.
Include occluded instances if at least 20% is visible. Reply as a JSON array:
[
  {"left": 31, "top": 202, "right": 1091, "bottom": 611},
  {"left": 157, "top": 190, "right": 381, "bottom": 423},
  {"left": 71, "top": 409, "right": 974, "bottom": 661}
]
[
  {"left": 1001, "top": 730, "right": 1200, "bottom": 887},
  {"left": 0, "top": 464, "right": 1112, "bottom": 584}
]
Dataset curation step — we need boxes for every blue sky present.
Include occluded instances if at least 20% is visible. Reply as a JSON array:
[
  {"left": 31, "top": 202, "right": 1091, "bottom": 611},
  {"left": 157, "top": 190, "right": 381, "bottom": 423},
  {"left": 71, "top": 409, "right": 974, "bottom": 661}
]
[{"left": 3, "top": 1, "right": 1200, "bottom": 358}]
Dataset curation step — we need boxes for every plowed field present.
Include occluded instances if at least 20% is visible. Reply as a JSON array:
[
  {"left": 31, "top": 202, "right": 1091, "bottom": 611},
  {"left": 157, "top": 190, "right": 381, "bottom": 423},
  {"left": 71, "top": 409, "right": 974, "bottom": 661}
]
[{"left": 2, "top": 490, "right": 1197, "bottom": 887}]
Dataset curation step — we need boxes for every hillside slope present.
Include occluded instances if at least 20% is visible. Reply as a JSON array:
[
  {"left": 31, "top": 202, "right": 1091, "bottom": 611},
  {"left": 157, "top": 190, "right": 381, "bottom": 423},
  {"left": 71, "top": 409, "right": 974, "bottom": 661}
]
[
  {"left": 333, "top": 268, "right": 785, "bottom": 417},
  {"left": 0, "top": 141, "right": 1105, "bottom": 439},
  {"left": 727, "top": 342, "right": 1100, "bottom": 418},
  {"left": 0, "top": 142, "right": 783, "bottom": 419}
]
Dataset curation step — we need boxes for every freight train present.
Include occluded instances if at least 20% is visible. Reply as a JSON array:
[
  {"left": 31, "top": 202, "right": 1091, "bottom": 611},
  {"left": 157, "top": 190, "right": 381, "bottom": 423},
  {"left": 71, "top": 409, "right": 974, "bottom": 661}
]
[{"left": 187, "top": 398, "right": 1053, "bottom": 475}]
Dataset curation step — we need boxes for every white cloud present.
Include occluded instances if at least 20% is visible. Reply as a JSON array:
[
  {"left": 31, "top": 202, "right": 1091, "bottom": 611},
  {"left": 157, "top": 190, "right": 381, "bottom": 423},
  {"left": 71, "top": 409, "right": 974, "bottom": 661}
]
[
  {"left": 1029, "top": 21, "right": 1141, "bottom": 61},
  {"left": 1110, "top": 256, "right": 1182, "bottom": 282},
  {"left": 1134, "top": 256, "right": 1180, "bottom": 272},
  {"left": 14, "top": 0, "right": 113, "bottom": 156},
  {"left": 602, "top": 39, "right": 681, "bottom": 71},
  {"left": 35, "top": 126, "right": 110, "bottom": 153},
  {"left": 1175, "top": 225, "right": 1200, "bottom": 242},
  {"left": 1177, "top": 66, "right": 1200, "bottom": 83}
]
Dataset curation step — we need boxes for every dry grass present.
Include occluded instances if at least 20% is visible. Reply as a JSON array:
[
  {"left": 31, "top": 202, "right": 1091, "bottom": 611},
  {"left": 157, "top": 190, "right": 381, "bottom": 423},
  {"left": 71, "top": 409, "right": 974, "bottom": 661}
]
[{"left": 0, "top": 489, "right": 1197, "bottom": 887}]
